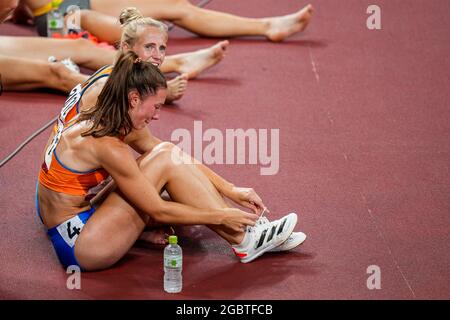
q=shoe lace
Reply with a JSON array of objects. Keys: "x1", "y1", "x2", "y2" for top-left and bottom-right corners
[
  {"x1": 256, "y1": 216, "x2": 269, "y2": 226},
  {"x1": 247, "y1": 210, "x2": 270, "y2": 233}
]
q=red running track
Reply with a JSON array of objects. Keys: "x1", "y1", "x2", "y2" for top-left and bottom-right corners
[{"x1": 0, "y1": 0, "x2": 449, "y2": 299}]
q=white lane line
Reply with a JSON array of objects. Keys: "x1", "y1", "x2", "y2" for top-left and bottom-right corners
[
  {"x1": 308, "y1": 45, "x2": 320, "y2": 83},
  {"x1": 360, "y1": 192, "x2": 417, "y2": 298}
]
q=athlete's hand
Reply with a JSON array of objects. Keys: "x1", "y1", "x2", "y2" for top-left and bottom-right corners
[
  {"x1": 220, "y1": 208, "x2": 259, "y2": 232},
  {"x1": 225, "y1": 186, "x2": 268, "y2": 215}
]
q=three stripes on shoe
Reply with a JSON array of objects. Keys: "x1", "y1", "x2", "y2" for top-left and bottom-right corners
[
  {"x1": 232, "y1": 217, "x2": 287, "y2": 258},
  {"x1": 256, "y1": 218, "x2": 287, "y2": 249}
]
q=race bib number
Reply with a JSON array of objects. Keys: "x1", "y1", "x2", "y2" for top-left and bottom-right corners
[{"x1": 56, "y1": 215, "x2": 85, "y2": 248}]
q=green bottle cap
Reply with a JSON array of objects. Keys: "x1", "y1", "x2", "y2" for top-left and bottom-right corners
[{"x1": 169, "y1": 235, "x2": 178, "y2": 245}]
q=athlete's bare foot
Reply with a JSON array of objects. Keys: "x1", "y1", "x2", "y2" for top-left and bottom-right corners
[
  {"x1": 265, "y1": 4, "x2": 314, "y2": 42},
  {"x1": 139, "y1": 229, "x2": 169, "y2": 245},
  {"x1": 139, "y1": 226, "x2": 175, "y2": 244},
  {"x1": 176, "y1": 40, "x2": 229, "y2": 79},
  {"x1": 166, "y1": 73, "x2": 188, "y2": 104}
]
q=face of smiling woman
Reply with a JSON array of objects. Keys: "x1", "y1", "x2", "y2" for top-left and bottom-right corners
[{"x1": 122, "y1": 26, "x2": 168, "y2": 68}]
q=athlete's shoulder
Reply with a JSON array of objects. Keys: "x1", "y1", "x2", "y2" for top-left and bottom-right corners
[
  {"x1": 95, "y1": 65, "x2": 114, "y2": 77},
  {"x1": 81, "y1": 65, "x2": 113, "y2": 90}
]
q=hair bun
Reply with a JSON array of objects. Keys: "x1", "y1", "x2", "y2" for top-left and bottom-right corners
[{"x1": 119, "y1": 7, "x2": 143, "y2": 25}]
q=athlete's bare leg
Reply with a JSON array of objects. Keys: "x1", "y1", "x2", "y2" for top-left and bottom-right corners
[
  {"x1": 89, "y1": 0, "x2": 314, "y2": 41},
  {"x1": 0, "y1": 36, "x2": 218, "y2": 103},
  {"x1": 0, "y1": 54, "x2": 88, "y2": 93},
  {"x1": 77, "y1": 10, "x2": 228, "y2": 78},
  {"x1": 165, "y1": 40, "x2": 229, "y2": 79},
  {"x1": 0, "y1": 36, "x2": 114, "y2": 70}
]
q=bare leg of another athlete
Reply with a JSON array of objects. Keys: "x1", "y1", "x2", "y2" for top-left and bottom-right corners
[
  {"x1": 0, "y1": 36, "x2": 114, "y2": 70},
  {"x1": 78, "y1": 10, "x2": 229, "y2": 77},
  {"x1": 89, "y1": 0, "x2": 314, "y2": 42},
  {"x1": 0, "y1": 36, "x2": 202, "y2": 102},
  {"x1": 0, "y1": 55, "x2": 88, "y2": 93}
]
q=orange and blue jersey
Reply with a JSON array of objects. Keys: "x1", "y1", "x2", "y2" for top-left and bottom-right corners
[
  {"x1": 39, "y1": 117, "x2": 110, "y2": 197},
  {"x1": 36, "y1": 116, "x2": 109, "y2": 270},
  {"x1": 40, "y1": 65, "x2": 113, "y2": 197},
  {"x1": 36, "y1": 66, "x2": 115, "y2": 270}
]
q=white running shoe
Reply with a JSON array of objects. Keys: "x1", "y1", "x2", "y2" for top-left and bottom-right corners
[
  {"x1": 254, "y1": 216, "x2": 307, "y2": 252},
  {"x1": 270, "y1": 232, "x2": 307, "y2": 252},
  {"x1": 232, "y1": 212, "x2": 298, "y2": 263}
]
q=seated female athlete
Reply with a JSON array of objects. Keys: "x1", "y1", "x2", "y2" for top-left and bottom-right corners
[{"x1": 36, "y1": 50, "x2": 301, "y2": 271}]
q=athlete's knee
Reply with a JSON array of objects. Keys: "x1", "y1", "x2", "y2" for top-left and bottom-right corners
[
  {"x1": 155, "y1": 142, "x2": 191, "y2": 165},
  {"x1": 138, "y1": 142, "x2": 175, "y2": 167},
  {"x1": 140, "y1": 142, "x2": 174, "y2": 159},
  {"x1": 138, "y1": 142, "x2": 188, "y2": 170},
  {"x1": 154, "y1": 141, "x2": 177, "y2": 153}
]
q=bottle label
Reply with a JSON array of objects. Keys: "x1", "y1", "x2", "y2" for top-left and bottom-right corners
[
  {"x1": 48, "y1": 18, "x2": 64, "y2": 30},
  {"x1": 47, "y1": 9, "x2": 64, "y2": 31},
  {"x1": 165, "y1": 256, "x2": 182, "y2": 268}
]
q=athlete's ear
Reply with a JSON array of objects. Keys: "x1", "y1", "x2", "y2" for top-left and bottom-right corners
[{"x1": 128, "y1": 90, "x2": 140, "y2": 109}]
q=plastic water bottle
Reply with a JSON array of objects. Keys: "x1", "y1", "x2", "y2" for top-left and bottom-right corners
[
  {"x1": 47, "y1": 1, "x2": 64, "y2": 37},
  {"x1": 164, "y1": 235, "x2": 182, "y2": 293}
]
